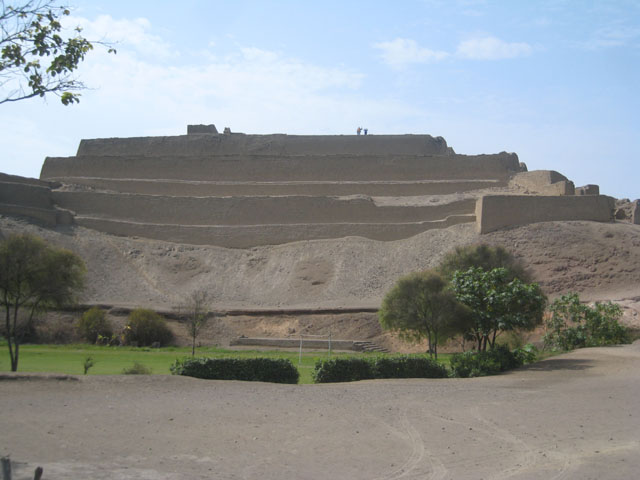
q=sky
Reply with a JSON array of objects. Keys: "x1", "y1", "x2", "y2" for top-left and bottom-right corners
[{"x1": 1, "y1": 0, "x2": 639, "y2": 199}]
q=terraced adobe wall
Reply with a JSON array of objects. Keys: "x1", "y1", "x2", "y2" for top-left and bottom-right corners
[
  {"x1": 7, "y1": 130, "x2": 616, "y2": 247},
  {"x1": 476, "y1": 195, "x2": 615, "y2": 233},
  {"x1": 52, "y1": 191, "x2": 476, "y2": 226},
  {"x1": 0, "y1": 174, "x2": 67, "y2": 226},
  {"x1": 74, "y1": 215, "x2": 474, "y2": 248},
  {"x1": 40, "y1": 152, "x2": 521, "y2": 183},
  {"x1": 45, "y1": 177, "x2": 503, "y2": 197},
  {"x1": 75, "y1": 134, "x2": 452, "y2": 157}
]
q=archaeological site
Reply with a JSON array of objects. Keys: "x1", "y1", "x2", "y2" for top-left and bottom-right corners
[
  {"x1": 1, "y1": 125, "x2": 639, "y2": 349},
  {"x1": 3, "y1": 125, "x2": 640, "y2": 480}
]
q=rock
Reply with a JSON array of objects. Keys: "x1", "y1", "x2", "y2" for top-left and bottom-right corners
[{"x1": 615, "y1": 209, "x2": 627, "y2": 220}]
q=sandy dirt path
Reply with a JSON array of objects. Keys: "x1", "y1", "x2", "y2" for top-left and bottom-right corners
[{"x1": 2, "y1": 343, "x2": 640, "y2": 479}]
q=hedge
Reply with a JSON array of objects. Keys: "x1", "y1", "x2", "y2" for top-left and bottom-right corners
[
  {"x1": 449, "y1": 345, "x2": 523, "y2": 378},
  {"x1": 372, "y1": 356, "x2": 448, "y2": 379},
  {"x1": 171, "y1": 357, "x2": 299, "y2": 384},
  {"x1": 313, "y1": 357, "x2": 374, "y2": 383},
  {"x1": 313, "y1": 355, "x2": 448, "y2": 383}
]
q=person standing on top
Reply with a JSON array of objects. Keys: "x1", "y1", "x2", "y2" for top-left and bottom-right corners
[{"x1": 357, "y1": 127, "x2": 362, "y2": 135}]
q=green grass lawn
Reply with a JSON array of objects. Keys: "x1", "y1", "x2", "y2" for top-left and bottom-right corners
[{"x1": 0, "y1": 344, "x2": 452, "y2": 384}]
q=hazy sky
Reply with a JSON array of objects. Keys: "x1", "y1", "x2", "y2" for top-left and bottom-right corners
[{"x1": 1, "y1": 0, "x2": 638, "y2": 199}]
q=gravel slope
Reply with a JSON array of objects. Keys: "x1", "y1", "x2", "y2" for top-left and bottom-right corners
[
  {"x1": 1, "y1": 216, "x2": 638, "y2": 310},
  {"x1": 1, "y1": 215, "x2": 639, "y2": 350}
]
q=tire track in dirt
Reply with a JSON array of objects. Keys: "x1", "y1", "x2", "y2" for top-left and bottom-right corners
[{"x1": 372, "y1": 409, "x2": 448, "y2": 480}]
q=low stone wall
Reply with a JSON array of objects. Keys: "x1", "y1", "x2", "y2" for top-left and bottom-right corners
[
  {"x1": 476, "y1": 195, "x2": 615, "y2": 233},
  {"x1": 44, "y1": 177, "x2": 503, "y2": 197},
  {"x1": 41, "y1": 152, "x2": 521, "y2": 182},
  {"x1": 75, "y1": 214, "x2": 474, "y2": 247},
  {"x1": 76, "y1": 134, "x2": 452, "y2": 157},
  {"x1": 230, "y1": 337, "x2": 356, "y2": 350},
  {"x1": 52, "y1": 192, "x2": 476, "y2": 226}
]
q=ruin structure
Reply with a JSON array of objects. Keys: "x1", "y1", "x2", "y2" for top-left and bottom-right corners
[{"x1": 0, "y1": 125, "x2": 619, "y2": 247}]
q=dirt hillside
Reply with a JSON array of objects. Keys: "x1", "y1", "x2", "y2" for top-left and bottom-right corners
[{"x1": 1, "y1": 215, "x2": 639, "y2": 349}]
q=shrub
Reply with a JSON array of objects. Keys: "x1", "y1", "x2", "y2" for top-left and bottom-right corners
[
  {"x1": 313, "y1": 355, "x2": 448, "y2": 383},
  {"x1": 123, "y1": 309, "x2": 173, "y2": 347},
  {"x1": 122, "y1": 362, "x2": 152, "y2": 375},
  {"x1": 171, "y1": 357, "x2": 299, "y2": 384},
  {"x1": 544, "y1": 293, "x2": 630, "y2": 351},
  {"x1": 83, "y1": 356, "x2": 95, "y2": 374},
  {"x1": 313, "y1": 358, "x2": 374, "y2": 383},
  {"x1": 449, "y1": 345, "x2": 523, "y2": 378},
  {"x1": 371, "y1": 356, "x2": 448, "y2": 379},
  {"x1": 449, "y1": 351, "x2": 499, "y2": 378},
  {"x1": 512, "y1": 343, "x2": 539, "y2": 365},
  {"x1": 77, "y1": 307, "x2": 112, "y2": 343}
]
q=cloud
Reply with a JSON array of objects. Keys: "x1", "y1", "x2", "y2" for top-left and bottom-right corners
[
  {"x1": 374, "y1": 36, "x2": 532, "y2": 68},
  {"x1": 581, "y1": 24, "x2": 640, "y2": 50},
  {"x1": 34, "y1": 15, "x2": 421, "y2": 136},
  {"x1": 373, "y1": 38, "x2": 449, "y2": 68},
  {"x1": 65, "y1": 14, "x2": 177, "y2": 59},
  {"x1": 456, "y1": 36, "x2": 532, "y2": 60}
]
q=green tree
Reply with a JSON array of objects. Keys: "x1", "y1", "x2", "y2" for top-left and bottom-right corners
[
  {"x1": 543, "y1": 293, "x2": 629, "y2": 350},
  {"x1": 438, "y1": 244, "x2": 531, "y2": 282},
  {"x1": 176, "y1": 289, "x2": 212, "y2": 356},
  {"x1": 379, "y1": 270, "x2": 471, "y2": 359},
  {"x1": 451, "y1": 267, "x2": 546, "y2": 351},
  {"x1": 0, "y1": 233, "x2": 85, "y2": 371},
  {"x1": 1, "y1": 0, "x2": 115, "y2": 105}
]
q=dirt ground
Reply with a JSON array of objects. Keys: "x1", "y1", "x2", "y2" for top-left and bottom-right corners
[{"x1": 2, "y1": 342, "x2": 639, "y2": 479}]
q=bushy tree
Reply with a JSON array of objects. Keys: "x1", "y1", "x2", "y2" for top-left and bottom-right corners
[
  {"x1": 438, "y1": 244, "x2": 531, "y2": 282},
  {"x1": 451, "y1": 267, "x2": 546, "y2": 351},
  {"x1": 379, "y1": 270, "x2": 471, "y2": 359},
  {"x1": 1, "y1": 0, "x2": 115, "y2": 105},
  {"x1": 543, "y1": 293, "x2": 629, "y2": 350},
  {"x1": 123, "y1": 308, "x2": 173, "y2": 347},
  {"x1": 0, "y1": 233, "x2": 85, "y2": 370},
  {"x1": 77, "y1": 305, "x2": 111, "y2": 343}
]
